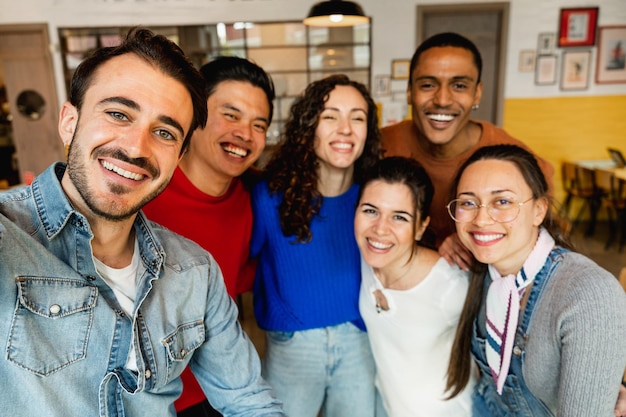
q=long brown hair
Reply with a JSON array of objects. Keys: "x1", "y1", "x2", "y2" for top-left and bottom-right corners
[
  {"x1": 264, "y1": 74, "x2": 382, "y2": 242},
  {"x1": 445, "y1": 144, "x2": 572, "y2": 398}
]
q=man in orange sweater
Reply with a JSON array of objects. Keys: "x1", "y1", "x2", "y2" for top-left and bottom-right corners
[
  {"x1": 381, "y1": 32, "x2": 554, "y2": 270},
  {"x1": 143, "y1": 56, "x2": 274, "y2": 417},
  {"x1": 382, "y1": 33, "x2": 626, "y2": 414}
]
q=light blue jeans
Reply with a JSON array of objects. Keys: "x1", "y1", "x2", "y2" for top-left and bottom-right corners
[{"x1": 263, "y1": 322, "x2": 376, "y2": 417}]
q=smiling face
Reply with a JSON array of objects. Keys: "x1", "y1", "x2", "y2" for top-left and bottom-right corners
[
  {"x1": 314, "y1": 85, "x2": 368, "y2": 176},
  {"x1": 181, "y1": 80, "x2": 270, "y2": 195},
  {"x1": 455, "y1": 159, "x2": 548, "y2": 276},
  {"x1": 355, "y1": 180, "x2": 429, "y2": 274},
  {"x1": 58, "y1": 53, "x2": 194, "y2": 222},
  {"x1": 407, "y1": 46, "x2": 482, "y2": 150}
]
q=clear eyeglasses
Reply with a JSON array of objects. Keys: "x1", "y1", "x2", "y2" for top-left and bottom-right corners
[{"x1": 446, "y1": 196, "x2": 534, "y2": 223}]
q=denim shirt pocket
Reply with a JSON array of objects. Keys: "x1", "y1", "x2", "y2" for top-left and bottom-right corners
[
  {"x1": 8, "y1": 277, "x2": 97, "y2": 376},
  {"x1": 162, "y1": 320, "x2": 205, "y2": 379}
]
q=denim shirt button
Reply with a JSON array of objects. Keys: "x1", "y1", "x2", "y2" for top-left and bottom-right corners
[
  {"x1": 49, "y1": 304, "x2": 61, "y2": 315},
  {"x1": 86, "y1": 275, "x2": 97, "y2": 281},
  {"x1": 513, "y1": 346, "x2": 522, "y2": 356},
  {"x1": 144, "y1": 369, "x2": 152, "y2": 379},
  {"x1": 180, "y1": 348, "x2": 186, "y2": 356}
]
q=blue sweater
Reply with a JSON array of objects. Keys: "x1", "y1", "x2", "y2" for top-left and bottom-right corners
[{"x1": 250, "y1": 180, "x2": 365, "y2": 332}]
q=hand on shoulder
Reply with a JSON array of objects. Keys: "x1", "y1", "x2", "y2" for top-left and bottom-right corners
[{"x1": 439, "y1": 233, "x2": 473, "y2": 272}]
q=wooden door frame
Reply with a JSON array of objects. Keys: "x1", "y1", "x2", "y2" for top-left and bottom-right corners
[
  {"x1": 416, "y1": 2, "x2": 509, "y2": 126},
  {"x1": 0, "y1": 23, "x2": 58, "y2": 102},
  {"x1": 0, "y1": 23, "x2": 62, "y2": 181}
]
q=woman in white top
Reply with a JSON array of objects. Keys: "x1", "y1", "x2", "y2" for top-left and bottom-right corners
[{"x1": 354, "y1": 156, "x2": 474, "y2": 417}]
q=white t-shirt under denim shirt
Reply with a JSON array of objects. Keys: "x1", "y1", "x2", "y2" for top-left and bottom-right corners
[{"x1": 94, "y1": 239, "x2": 144, "y2": 372}]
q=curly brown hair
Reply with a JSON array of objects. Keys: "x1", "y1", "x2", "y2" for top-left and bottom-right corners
[{"x1": 264, "y1": 74, "x2": 382, "y2": 243}]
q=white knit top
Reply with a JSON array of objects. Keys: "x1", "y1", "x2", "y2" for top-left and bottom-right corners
[{"x1": 359, "y1": 257, "x2": 474, "y2": 417}]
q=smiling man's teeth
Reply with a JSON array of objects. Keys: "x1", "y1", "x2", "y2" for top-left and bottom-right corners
[
  {"x1": 473, "y1": 233, "x2": 504, "y2": 242},
  {"x1": 368, "y1": 238, "x2": 392, "y2": 250},
  {"x1": 101, "y1": 160, "x2": 144, "y2": 181},
  {"x1": 223, "y1": 144, "x2": 247, "y2": 158},
  {"x1": 428, "y1": 114, "x2": 454, "y2": 122}
]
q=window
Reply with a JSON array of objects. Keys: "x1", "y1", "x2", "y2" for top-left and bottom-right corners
[{"x1": 59, "y1": 21, "x2": 371, "y2": 148}]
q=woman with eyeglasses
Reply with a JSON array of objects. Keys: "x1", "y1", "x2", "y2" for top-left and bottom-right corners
[
  {"x1": 355, "y1": 157, "x2": 474, "y2": 417},
  {"x1": 445, "y1": 144, "x2": 626, "y2": 416}
]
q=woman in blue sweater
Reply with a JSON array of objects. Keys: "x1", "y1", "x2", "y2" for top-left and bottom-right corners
[{"x1": 250, "y1": 74, "x2": 382, "y2": 417}]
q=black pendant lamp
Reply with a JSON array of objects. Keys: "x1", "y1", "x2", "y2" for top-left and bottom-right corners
[{"x1": 303, "y1": 0, "x2": 369, "y2": 27}]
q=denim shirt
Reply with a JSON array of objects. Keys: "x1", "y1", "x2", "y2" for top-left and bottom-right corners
[{"x1": 0, "y1": 163, "x2": 284, "y2": 417}]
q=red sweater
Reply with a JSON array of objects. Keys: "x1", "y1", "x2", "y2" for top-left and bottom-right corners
[
  {"x1": 143, "y1": 166, "x2": 256, "y2": 411},
  {"x1": 381, "y1": 120, "x2": 554, "y2": 246}
]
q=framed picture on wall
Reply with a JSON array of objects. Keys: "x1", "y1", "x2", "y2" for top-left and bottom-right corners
[
  {"x1": 535, "y1": 55, "x2": 558, "y2": 85},
  {"x1": 537, "y1": 33, "x2": 555, "y2": 55},
  {"x1": 519, "y1": 50, "x2": 536, "y2": 72},
  {"x1": 595, "y1": 26, "x2": 626, "y2": 84},
  {"x1": 561, "y1": 50, "x2": 591, "y2": 90},
  {"x1": 391, "y1": 59, "x2": 410, "y2": 80},
  {"x1": 374, "y1": 75, "x2": 391, "y2": 96},
  {"x1": 558, "y1": 7, "x2": 599, "y2": 47}
]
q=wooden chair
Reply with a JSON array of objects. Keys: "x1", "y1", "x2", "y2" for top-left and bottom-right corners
[
  {"x1": 560, "y1": 162, "x2": 603, "y2": 236},
  {"x1": 595, "y1": 168, "x2": 626, "y2": 252}
]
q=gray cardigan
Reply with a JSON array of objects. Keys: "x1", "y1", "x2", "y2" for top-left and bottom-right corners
[{"x1": 478, "y1": 251, "x2": 626, "y2": 415}]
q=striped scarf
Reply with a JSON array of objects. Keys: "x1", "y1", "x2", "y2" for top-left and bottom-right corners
[{"x1": 485, "y1": 227, "x2": 555, "y2": 394}]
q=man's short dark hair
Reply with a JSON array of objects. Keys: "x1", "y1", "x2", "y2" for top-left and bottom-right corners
[
  {"x1": 69, "y1": 28, "x2": 208, "y2": 154},
  {"x1": 200, "y1": 56, "x2": 275, "y2": 124},
  {"x1": 409, "y1": 32, "x2": 483, "y2": 85}
]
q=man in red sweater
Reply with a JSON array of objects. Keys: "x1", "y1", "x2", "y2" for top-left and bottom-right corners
[
  {"x1": 143, "y1": 56, "x2": 275, "y2": 417},
  {"x1": 380, "y1": 32, "x2": 554, "y2": 270}
]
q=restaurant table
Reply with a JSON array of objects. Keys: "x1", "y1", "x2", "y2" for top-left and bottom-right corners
[
  {"x1": 573, "y1": 160, "x2": 626, "y2": 181},
  {"x1": 613, "y1": 168, "x2": 626, "y2": 181},
  {"x1": 574, "y1": 159, "x2": 618, "y2": 170}
]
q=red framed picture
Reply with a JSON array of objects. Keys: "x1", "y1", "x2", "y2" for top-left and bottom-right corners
[{"x1": 558, "y1": 7, "x2": 599, "y2": 47}]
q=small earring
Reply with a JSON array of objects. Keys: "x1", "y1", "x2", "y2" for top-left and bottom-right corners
[{"x1": 472, "y1": 104, "x2": 479, "y2": 111}]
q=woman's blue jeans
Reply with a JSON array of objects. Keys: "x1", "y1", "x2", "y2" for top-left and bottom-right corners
[{"x1": 263, "y1": 322, "x2": 376, "y2": 417}]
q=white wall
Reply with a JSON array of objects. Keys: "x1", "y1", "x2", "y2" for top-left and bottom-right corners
[{"x1": 1, "y1": 0, "x2": 625, "y2": 106}]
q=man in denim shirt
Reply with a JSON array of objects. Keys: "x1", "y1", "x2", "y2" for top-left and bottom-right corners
[{"x1": 0, "y1": 28, "x2": 284, "y2": 417}]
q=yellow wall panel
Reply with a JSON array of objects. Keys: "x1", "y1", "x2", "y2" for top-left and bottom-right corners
[{"x1": 502, "y1": 95, "x2": 626, "y2": 206}]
